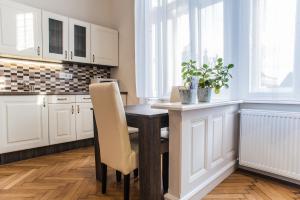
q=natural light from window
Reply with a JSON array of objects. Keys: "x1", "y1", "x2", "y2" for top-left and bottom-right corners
[
  {"x1": 250, "y1": 0, "x2": 297, "y2": 93},
  {"x1": 200, "y1": 1, "x2": 224, "y2": 65}
]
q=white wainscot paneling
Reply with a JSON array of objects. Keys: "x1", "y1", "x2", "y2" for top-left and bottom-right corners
[
  {"x1": 190, "y1": 119, "x2": 208, "y2": 181},
  {"x1": 224, "y1": 112, "x2": 238, "y2": 159},
  {"x1": 166, "y1": 105, "x2": 239, "y2": 200},
  {"x1": 211, "y1": 115, "x2": 224, "y2": 168}
]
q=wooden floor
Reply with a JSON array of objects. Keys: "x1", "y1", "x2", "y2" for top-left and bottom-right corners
[{"x1": 0, "y1": 147, "x2": 299, "y2": 200}]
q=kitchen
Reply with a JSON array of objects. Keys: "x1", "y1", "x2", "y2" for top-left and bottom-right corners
[{"x1": 0, "y1": 0, "x2": 299, "y2": 200}]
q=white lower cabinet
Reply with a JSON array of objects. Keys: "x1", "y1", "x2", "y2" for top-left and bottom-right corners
[
  {"x1": 49, "y1": 103, "x2": 76, "y2": 145},
  {"x1": 76, "y1": 103, "x2": 94, "y2": 140},
  {"x1": 0, "y1": 95, "x2": 93, "y2": 152},
  {"x1": 0, "y1": 96, "x2": 49, "y2": 154},
  {"x1": 48, "y1": 95, "x2": 93, "y2": 145}
]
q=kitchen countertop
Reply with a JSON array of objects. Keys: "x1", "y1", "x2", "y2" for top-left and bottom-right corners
[
  {"x1": 0, "y1": 91, "x2": 128, "y2": 96},
  {"x1": 152, "y1": 100, "x2": 243, "y2": 111},
  {"x1": 0, "y1": 91, "x2": 90, "y2": 96}
]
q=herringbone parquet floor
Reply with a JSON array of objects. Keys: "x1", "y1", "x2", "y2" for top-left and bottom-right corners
[{"x1": 0, "y1": 147, "x2": 299, "y2": 200}]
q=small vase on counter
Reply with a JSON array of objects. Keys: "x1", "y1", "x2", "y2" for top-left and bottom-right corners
[
  {"x1": 178, "y1": 87, "x2": 198, "y2": 104},
  {"x1": 178, "y1": 76, "x2": 198, "y2": 104},
  {"x1": 197, "y1": 87, "x2": 212, "y2": 102}
]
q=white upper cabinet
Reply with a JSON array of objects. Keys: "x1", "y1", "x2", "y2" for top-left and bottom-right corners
[
  {"x1": 42, "y1": 11, "x2": 68, "y2": 61},
  {"x1": 91, "y1": 24, "x2": 118, "y2": 66},
  {"x1": 69, "y1": 18, "x2": 91, "y2": 63},
  {"x1": 0, "y1": 0, "x2": 42, "y2": 58},
  {"x1": 0, "y1": 1, "x2": 118, "y2": 65}
]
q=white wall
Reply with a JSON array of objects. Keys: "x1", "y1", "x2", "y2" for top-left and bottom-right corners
[
  {"x1": 111, "y1": 0, "x2": 139, "y2": 104},
  {"x1": 13, "y1": 0, "x2": 113, "y2": 27}
]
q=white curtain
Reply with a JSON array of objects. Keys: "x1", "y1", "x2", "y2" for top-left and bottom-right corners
[
  {"x1": 239, "y1": 0, "x2": 300, "y2": 100},
  {"x1": 135, "y1": 0, "x2": 236, "y2": 98}
]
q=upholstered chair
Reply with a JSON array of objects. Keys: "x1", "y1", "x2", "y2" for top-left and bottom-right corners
[{"x1": 90, "y1": 82, "x2": 138, "y2": 200}]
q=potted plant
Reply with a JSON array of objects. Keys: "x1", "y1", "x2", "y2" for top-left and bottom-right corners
[
  {"x1": 197, "y1": 62, "x2": 214, "y2": 102},
  {"x1": 179, "y1": 60, "x2": 199, "y2": 104},
  {"x1": 197, "y1": 58, "x2": 234, "y2": 102}
]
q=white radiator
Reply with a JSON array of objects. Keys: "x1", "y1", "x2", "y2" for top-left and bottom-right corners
[{"x1": 239, "y1": 109, "x2": 300, "y2": 181}]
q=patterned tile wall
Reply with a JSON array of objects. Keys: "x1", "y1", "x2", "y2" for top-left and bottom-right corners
[{"x1": 0, "y1": 60, "x2": 110, "y2": 92}]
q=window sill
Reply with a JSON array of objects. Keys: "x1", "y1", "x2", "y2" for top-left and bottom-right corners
[{"x1": 243, "y1": 100, "x2": 300, "y2": 105}]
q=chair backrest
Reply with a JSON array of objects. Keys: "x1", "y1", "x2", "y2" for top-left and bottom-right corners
[
  {"x1": 89, "y1": 82, "x2": 136, "y2": 175},
  {"x1": 170, "y1": 86, "x2": 181, "y2": 102}
]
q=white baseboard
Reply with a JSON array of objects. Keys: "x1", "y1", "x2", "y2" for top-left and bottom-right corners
[
  {"x1": 165, "y1": 161, "x2": 237, "y2": 200},
  {"x1": 239, "y1": 165, "x2": 300, "y2": 186}
]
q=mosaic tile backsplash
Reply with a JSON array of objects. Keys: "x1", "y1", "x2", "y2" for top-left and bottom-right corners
[{"x1": 0, "y1": 59, "x2": 110, "y2": 93}]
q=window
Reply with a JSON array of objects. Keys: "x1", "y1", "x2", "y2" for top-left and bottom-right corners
[
  {"x1": 200, "y1": 1, "x2": 224, "y2": 65},
  {"x1": 135, "y1": 0, "x2": 228, "y2": 98},
  {"x1": 249, "y1": 0, "x2": 297, "y2": 93}
]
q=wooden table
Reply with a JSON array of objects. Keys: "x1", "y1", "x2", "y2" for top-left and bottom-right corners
[{"x1": 93, "y1": 104, "x2": 169, "y2": 200}]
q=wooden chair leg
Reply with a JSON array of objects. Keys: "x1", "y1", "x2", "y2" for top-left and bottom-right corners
[
  {"x1": 101, "y1": 163, "x2": 107, "y2": 194},
  {"x1": 116, "y1": 170, "x2": 122, "y2": 183},
  {"x1": 162, "y1": 152, "x2": 169, "y2": 194},
  {"x1": 133, "y1": 169, "x2": 138, "y2": 179},
  {"x1": 124, "y1": 174, "x2": 130, "y2": 200}
]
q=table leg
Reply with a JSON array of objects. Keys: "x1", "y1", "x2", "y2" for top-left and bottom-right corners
[
  {"x1": 93, "y1": 112, "x2": 102, "y2": 181},
  {"x1": 138, "y1": 117, "x2": 162, "y2": 200}
]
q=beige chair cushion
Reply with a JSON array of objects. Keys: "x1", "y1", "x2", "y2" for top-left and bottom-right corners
[
  {"x1": 128, "y1": 126, "x2": 139, "y2": 134},
  {"x1": 129, "y1": 133, "x2": 139, "y2": 167},
  {"x1": 89, "y1": 82, "x2": 138, "y2": 175}
]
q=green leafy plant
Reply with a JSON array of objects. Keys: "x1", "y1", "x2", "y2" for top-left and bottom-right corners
[
  {"x1": 198, "y1": 63, "x2": 214, "y2": 89},
  {"x1": 181, "y1": 58, "x2": 234, "y2": 94},
  {"x1": 181, "y1": 60, "x2": 198, "y2": 89},
  {"x1": 211, "y1": 58, "x2": 234, "y2": 94}
]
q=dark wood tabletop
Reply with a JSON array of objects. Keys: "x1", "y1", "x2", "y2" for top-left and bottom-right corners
[{"x1": 93, "y1": 104, "x2": 169, "y2": 200}]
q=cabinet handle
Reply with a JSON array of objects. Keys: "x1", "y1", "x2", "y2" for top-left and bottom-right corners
[
  {"x1": 70, "y1": 51, "x2": 73, "y2": 60},
  {"x1": 37, "y1": 46, "x2": 41, "y2": 56},
  {"x1": 93, "y1": 54, "x2": 95, "y2": 63},
  {"x1": 83, "y1": 97, "x2": 91, "y2": 100},
  {"x1": 65, "y1": 50, "x2": 68, "y2": 59},
  {"x1": 43, "y1": 97, "x2": 46, "y2": 107},
  {"x1": 57, "y1": 98, "x2": 67, "y2": 101},
  {"x1": 77, "y1": 105, "x2": 80, "y2": 114},
  {"x1": 72, "y1": 105, "x2": 74, "y2": 114}
]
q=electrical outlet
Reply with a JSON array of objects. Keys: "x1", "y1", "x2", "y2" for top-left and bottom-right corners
[{"x1": 59, "y1": 72, "x2": 73, "y2": 80}]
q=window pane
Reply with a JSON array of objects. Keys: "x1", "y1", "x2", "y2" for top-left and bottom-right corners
[
  {"x1": 250, "y1": 0, "x2": 297, "y2": 92},
  {"x1": 200, "y1": 1, "x2": 224, "y2": 65},
  {"x1": 49, "y1": 18, "x2": 63, "y2": 54},
  {"x1": 74, "y1": 25, "x2": 86, "y2": 58}
]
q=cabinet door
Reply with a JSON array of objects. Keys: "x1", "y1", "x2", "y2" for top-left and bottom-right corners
[
  {"x1": 0, "y1": 0, "x2": 42, "y2": 58},
  {"x1": 0, "y1": 96, "x2": 49, "y2": 154},
  {"x1": 76, "y1": 103, "x2": 94, "y2": 140},
  {"x1": 42, "y1": 11, "x2": 68, "y2": 61},
  {"x1": 49, "y1": 103, "x2": 76, "y2": 145},
  {"x1": 91, "y1": 24, "x2": 118, "y2": 66},
  {"x1": 69, "y1": 18, "x2": 90, "y2": 63}
]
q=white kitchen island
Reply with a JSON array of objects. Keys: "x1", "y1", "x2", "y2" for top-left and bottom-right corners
[{"x1": 152, "y1": 101, "x2": 242, "y2": 200}]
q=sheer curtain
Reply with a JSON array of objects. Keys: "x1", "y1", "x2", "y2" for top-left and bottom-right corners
[
  {"x1": 135, "y1": 0, "x2": 236, "y2": 99},
  {"x1": 239, "y1": 0, "x2": 300, "y2": 100}
]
